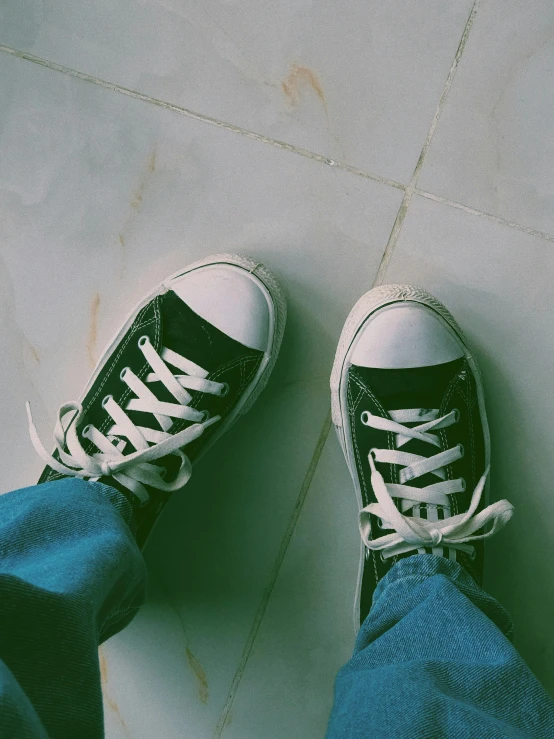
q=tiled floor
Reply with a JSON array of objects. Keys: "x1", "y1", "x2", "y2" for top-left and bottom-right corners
[{"x1": 1, "y1": 0, "x2": 553, "y2": 736}]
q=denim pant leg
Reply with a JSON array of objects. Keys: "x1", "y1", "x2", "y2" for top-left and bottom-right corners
[
  {"x1": 0, "y1": 477, "x2": 147, "y2": 739},
  {"x1": 326, "y1": 555, "x2": 554, "y2": 739}
]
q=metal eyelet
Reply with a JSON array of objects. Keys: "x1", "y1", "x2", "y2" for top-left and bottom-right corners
[
  {"x1": 199, "y1": 410, "x2": 210, "y2": 423},
  {"x1": 82, "y1": 424, "x2": 92, "y2": 438},
  {"x1": 376, "y1": 518, "x2": 384, "y2": 529},
  {"x1": 218, "y1": 382, "x2": 230, "y2": 397},
  {"x1": 120, "y1": 367, "x2": 130, "y2": 381},
  {"x1": 469, "y1": 547, "x2": 477, "y2": 560},
  {"x1": 379, "y1": 551, "x2": 387, "y2": 562},
  {"x1": 138, "y1": 335, "x2": 149, "y2": 348},
  {"x1": 102, "y1": 395, "x2": 113, "y2": 408},
  {"x1": 452, "y1": 408, "x2": 461, "y2": 423},
  {"x1": 460, "y1": 477, "x2": 466, "y2": 492},
  {"x1": 361, "y1": 411, "x2": 370, "y2": 425},
  {"x1": 457, "y1": 443, "x2": 465, "y2": 458}
]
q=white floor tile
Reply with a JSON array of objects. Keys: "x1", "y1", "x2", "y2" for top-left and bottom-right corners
[
  {"x1": 0, "y1": 53, "x2": 402, "y2": 737},
  {"x1": 2, "y1": 0, "x2": 473, "y2": 183},
  {"x1": 419, "y1": 0, "x2": 554, "y2": 234},
  {"x1": 218, "y1": 431, "x2": 359, "y2": 739},
  {"x1": 385, "y1": 195, "x2": 554, "y2": 695}
]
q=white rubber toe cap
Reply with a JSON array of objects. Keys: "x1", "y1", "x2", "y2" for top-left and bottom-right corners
[
  {"x1": 169, "y1": 264, "x2": 270, "y2": 351},
  {"x1": 351, "y1": 302, "x2": 464, "y2": 369}
]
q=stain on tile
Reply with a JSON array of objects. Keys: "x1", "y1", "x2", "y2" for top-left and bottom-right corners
[
  {"x1": 131, "y1": 146, "x2": 157, "y2": 212},
  {"x1": 106, "y1": 692, "x2": 131, "y2": 736},
  {"x1": 118, "y1": 233, "x2": 126, "y2": 279},
  {"x1": 282, "y1": 64, "x2": 326, "y2": 108},
  {"x1": 99, "y1": 647, "x2": 131, "y2": 737},
  {"x1": 131, "y1": 184, "x2": 144, "y2": 211},
  {"x1": 151, "y1": 576, "x2": 211, "y2": 706},
  {"x1": 26, "y1": 340, "x2": 40, "y2": 363},
  {"x1": 148, "y1": 148, "x2": 157, "y2": 173},
  {"x1": 186, "y1": 646, "x2": 209, "y2": 704},
  {"x1": 87, "y1": 292, "x2": 100, "y2": 368},
  {"x1": 281, "y1": 64, "x2": 345, "y2": 157},
  {"x1": 99, "y1": 646, "x2": 109, "y2": 685}
]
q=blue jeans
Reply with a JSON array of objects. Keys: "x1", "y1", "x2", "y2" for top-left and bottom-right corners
[
  {"x1": 326, "y1": 556, "x2": 554, "y2": 738},
  {"x1": 0, "y1": 479, "x2": 552, "y2": 738}
]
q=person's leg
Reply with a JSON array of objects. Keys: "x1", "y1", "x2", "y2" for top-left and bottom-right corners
[
  {"x1": 328, "y1": 284, "x2": 553, "y2": 738},
  {"x1": 6, "y1": 255, "x2": 286, "y2": 737},
  {"x1": 326, "y1": 554, "x2": 554, "y2": 739},
  {"x1": 0, "y1": 477, "x2": 146, "y2": 738}
]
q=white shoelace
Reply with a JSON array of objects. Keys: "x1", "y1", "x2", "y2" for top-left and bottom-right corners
[
  {"x1": 26, "y1": 336, "x2": 227, "y2": 504},
  {"x1": 359, "y1": 408, "x2": 514, "y2": 560}
]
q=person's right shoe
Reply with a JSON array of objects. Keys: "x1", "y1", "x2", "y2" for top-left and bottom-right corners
[
  {"x1": 330, "y1": 284, "x2": 514, "y2": 628},
  {"x1": 27, "y1": 253, "x2": 286, "y2": 551}
]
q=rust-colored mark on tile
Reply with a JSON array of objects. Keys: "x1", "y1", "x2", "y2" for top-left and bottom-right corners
[
  {"x1": 186, "y1": 646, "x2": 209, "y2": 704},
  {"x1": 99, "y1": 647, "x2": 131, "y2": 737},
  {"x1": 282, "y1": 64, "x2": 326, "y2": 107},
  {"x1": 22, "y1": 333, "x2": 40, "y2": 363},
  {"x1": 281, "y1": 63, "x2": 345, "y2": 157},
  {"x1": 99, "y1": 646, "x2": 109, "y2": 684},
  {"x1": 105, "y1": 694, "x2": 130, "y2": 736},
  {"x1": 27, "y1": 341, "x2": 40, "y2": 363},
  {"x1": 131, "y1": 183, "x2": 144, "y2": 211},
  {"x1": 87, "y1": 292, "x2": 100, "y2": 368},
  {"x1": 131, "y1": 145, "x2": 157, "y2": 212},
  {"x1": 118, "y1": 233, "x2": 126, "y2": 279}
]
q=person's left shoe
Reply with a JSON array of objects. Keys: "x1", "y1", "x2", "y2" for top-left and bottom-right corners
[
  {"x1": 330, "y1": 284, "x2": 514, "y2": 628},
  {"x1": 27, "y1": 254, "x2": 286, "y2": 550}
]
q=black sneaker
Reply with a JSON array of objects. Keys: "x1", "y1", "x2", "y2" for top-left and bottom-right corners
[
  {"x1": 28, "y1": 254, "x2": 286, "y2": 550},
  {"x1": 330, "y1": 284, "x2": 513, "y2": 627}
]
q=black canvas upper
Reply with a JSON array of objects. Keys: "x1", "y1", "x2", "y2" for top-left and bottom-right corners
[
  {"x1": 38, "y1": 289, "x2": 265, "y2": 549},
  {"x1": 346, "y1": 357, "x2": 487, "y2": 624}
]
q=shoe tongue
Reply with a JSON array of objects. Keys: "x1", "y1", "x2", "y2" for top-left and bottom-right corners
[
  {"x1": 161, "y1": 289, "x2": 253, "y2": 373},
  {"x1": 124, "y1": 289, "x2": 259, "y2": 435},
  {"x1": 353, "y1": 358, "x2": 465, "y2": 412}
]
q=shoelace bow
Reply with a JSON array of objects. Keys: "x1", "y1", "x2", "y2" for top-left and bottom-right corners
[
  {"x1": 360, "y1": 408, "x2": 514, "y2": 560},
  {"x1": 26, "y1": 336, "x2": 227, "y2": 504}
]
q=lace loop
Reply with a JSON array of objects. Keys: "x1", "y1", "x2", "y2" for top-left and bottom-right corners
[{"x1": 100, "y1": 461, "x2": 113, "y2": 476}]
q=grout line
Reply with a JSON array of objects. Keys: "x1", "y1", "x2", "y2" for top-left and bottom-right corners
[
  {"x1": 213, "y1": 410, "x2": 333, "y2": 738},
  {"x1": 373, "y1": 0, "x2": 480, "y2": 286},
  {"x1": 410, "y1": 0, "x2": 480, "y2": 185},
  {"x1": 0, "y1": 43, "x2": 405, "y2": 192},
  {"x1": 373, "y1": 189, "x2": 414, "y2": 286},
  {"x1": 415, "y1": 189, "x2": 554, "y2": 244},
  {"x1": 3, "y1": 39, "x2": 554, "y2": 249}
]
